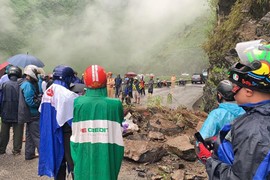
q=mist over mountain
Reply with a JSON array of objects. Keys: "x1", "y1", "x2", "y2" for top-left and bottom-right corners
[{"x1": 0, "y1": 0, "x2": 211, "y2": 75}]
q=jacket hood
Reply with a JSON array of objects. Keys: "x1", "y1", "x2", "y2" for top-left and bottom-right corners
[
  {"x1": 241, "y1": 100, "x2": 270, "y2": 115},
  {"x1": 85, "y1": 87, "x2": 107, "y2": 97},
  {"x1": 219, "y1": 102, "x2": 245, "y2": 116}
]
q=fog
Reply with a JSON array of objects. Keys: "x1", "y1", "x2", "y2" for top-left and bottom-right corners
[{"x1": 1, "y1": 0, "x2": 210, "y2": 75}]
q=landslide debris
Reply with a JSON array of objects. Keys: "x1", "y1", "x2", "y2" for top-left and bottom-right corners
[{"x1": 123, "y1": 105, "x2": 208, "y2": 180}]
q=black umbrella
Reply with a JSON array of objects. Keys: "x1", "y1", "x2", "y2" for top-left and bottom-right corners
[{"x1": 7, "y1": 53, "x2": 44, "y2": 68}]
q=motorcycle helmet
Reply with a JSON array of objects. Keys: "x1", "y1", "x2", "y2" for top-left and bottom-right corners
[
  {"x1": 229, "y1": 39, "x2": 270, "y2": 93},
  {"x1": 8, "y1": 66, "x2": 22, "y2": 78},
  {"x1": 216, "y1": 80, "x2": 235, "y2": 103},
  {"x1": 5, "y1": 64, "x2": 13, "y2": 74},
  {"x1": 53, "y1": 65, "x2": 75, "y2": 86},
  {"x1": 84, "y1": 65, "x2": 107, "y2": 89},
  {"x1": 24, "y1": 65, "x2": 39, "y2": 81}
]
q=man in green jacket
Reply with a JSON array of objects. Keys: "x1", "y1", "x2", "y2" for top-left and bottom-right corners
[{"x1": 70, "y1": 65, "x2": 124, "y2": 180}]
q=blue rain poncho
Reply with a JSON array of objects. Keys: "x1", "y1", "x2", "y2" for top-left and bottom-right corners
[{"x1": 199, "y1": 102, "x2": 245, "y2": 139}]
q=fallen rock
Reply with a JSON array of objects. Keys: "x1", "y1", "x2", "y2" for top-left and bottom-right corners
[
  {"x1": 148, "y1": 131, "x2": 165, "y2": 141},
  {"x1": 151, "y1": 175, "x2": 163, "y2": 180},
  {"x1": 158, "y1": 165, "x2": 171, "y2": 173},
  {"x1": 196, "y1": 121, "x2": 204, "y2": 132},
  {"x1": 171, "y1": 169, "x2": 185, "y2": 180},
  {"x1": 124, "y1": 139, "x2": 166, "y2": 163},
  {"x1": 148, "y1": 114, "x2": 183, "y2": 136},
  {"x1": 165, "y1": 135, "x2": 197, "y2": 161}
]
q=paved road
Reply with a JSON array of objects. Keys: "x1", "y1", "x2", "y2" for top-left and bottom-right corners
[
  {"x1": 140, "y1": 84, "x2": 204, "y2": 110},
  {"x1": 0, "y1": 84, "x2": 204, "y2": 180}
]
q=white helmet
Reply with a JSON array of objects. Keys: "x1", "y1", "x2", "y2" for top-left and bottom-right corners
[{"x1": 24, "y1": 65, "x2": 40, "y2": 81}]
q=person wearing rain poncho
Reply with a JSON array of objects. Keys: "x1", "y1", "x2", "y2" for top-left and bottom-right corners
[
  {"x1": 70, "y1": 65, "x2": 124, "y2": 180},
  {"x1": 38, "y1": 65, "x2": 79, "y2": 179},
  {"x1": 199, "y1": 80, "x2": 245, "y2": 140}
]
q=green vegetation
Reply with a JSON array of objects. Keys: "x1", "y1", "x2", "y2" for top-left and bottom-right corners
[
  {"x1": 202, "y1": 0, "x2": 252, "y2": 112},
  {"x1": 202, "y1": 0, "x2": 270, "y2": 112},
  {"x1": 0, "y1": 0, "x2": 88, "y2": 57},
  {"x1": 204, "y1": 1, "x2": 249, "y2": 60},
  {"x1": 143, "y1": 13, "x2": 212, "y2": 76},
  {"x1": 147, "y1": 96, "x2": 163, "y2": 108},
  {"x1": 166, "y1": 93, "x2": 172, "y2": 105}
]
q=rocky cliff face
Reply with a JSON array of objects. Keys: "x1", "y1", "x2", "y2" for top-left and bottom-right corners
[{"x1": 202, "y1": 0, "x2": 270, "y2": 112}]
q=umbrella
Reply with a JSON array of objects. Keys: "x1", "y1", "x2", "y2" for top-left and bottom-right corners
[
  {"x1": 7, "y1": 53, "x2": 44, "y2": 68},
  {"x1": 125, "y1": 72, "x2": 137, "y2": 78},
  {"x1": 0, "y1": 61, "x2": 9, "y2": 77},
  {"x1": 0, "y1": 61, "x2": 9, "y2": 71}
]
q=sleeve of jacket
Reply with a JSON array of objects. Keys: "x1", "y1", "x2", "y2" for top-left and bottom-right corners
[
  {"x1": 21, "y1": 83, "x2": 39, "y2": 108},
  {"x1": 206, "y1": 157, "x2": 241, "y2": 180},
  {"x1": 118, "y1": 100, "x2": 124, "y2": 125},
  {"x1": 199, "y1": 109, "x2": 220, "y2": 139},
  {"x1": 206, "y1": 126, "x2": 268, "y2": 180}
]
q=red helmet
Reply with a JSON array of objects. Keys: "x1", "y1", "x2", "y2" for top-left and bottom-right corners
[{"x1": 84, "y1": 65, "x2": 107, "y2": 88}]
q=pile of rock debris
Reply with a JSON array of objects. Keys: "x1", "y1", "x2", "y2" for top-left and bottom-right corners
[{"x1": 122, "y1": 105, "x2": 208, "y2": 180}]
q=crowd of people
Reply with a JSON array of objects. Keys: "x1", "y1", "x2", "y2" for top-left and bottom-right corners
[
  {"x1": 0, "y1": 64, "x2": 127, "y2": 179},
  {"x1": 0, "y1": 39, "x2": 270, "y2": 179}
]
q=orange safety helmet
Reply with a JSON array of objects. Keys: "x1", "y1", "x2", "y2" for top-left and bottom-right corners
[{"x1": 84, "y1": 65, "x2": 107, "y2": 89}]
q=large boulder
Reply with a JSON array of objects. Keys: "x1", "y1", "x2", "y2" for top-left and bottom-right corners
[
  {"x1": 165, "y1": 135, "x2": 197, "y2": 162},
  {"x1": 124, "y1": 139, "x2": 167, "y2": 163},
  {"x1": 148, "y1": 114, "x2": 183, "y2": 136},
  {"x1": 148, "y1": 131, "x2": 165, "y2": 141}
]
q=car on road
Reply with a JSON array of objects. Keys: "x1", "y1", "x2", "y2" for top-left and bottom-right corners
[{"x1": 191, "y1": 73, "x2": 204, "y2": 84}]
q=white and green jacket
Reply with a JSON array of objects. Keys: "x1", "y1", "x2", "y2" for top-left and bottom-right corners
[{"x1": 70, "y1": 87, "x2": 124, "y2": 180}]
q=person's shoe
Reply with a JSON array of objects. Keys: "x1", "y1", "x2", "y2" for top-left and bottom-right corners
[
  {"x1": 25, "y1": 155, "x2": 39, "y2": 160},
  {"x1": 12, "y1": 150, "x2": 21, "y2": 156}
]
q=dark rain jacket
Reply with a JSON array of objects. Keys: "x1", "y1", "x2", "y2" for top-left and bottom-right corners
[
  {"x1": 115, "y1": 76, "x2": 122, "y2": 88},
  {"x1": 20, "y1": 80, "x2": 41, "y2": 117},
  {"x1": 206, "y1": 100, "x2": 270, "y2": 180},
  {"x1": 0, "y1": 76, "x2": 20, "y2": 123}
]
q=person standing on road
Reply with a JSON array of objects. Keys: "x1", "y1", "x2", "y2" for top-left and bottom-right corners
[
  {"x1": 170, "y1": 74, "x2": 176, "y2": 88},
  {"x1": 0, "y1": 66, "x2": 24, "y2": 155},
  {"x1": 38, "y1": 65, "x2": 79, "y2": 179},
  {"x1": 133, "y1": 77, "x2": 141, "y2": 104},
  {"x1": 196, "y1": 40, "x2": 270, "y2": 179},
  {"x1": 20, "y1": 65, "x2": 42, "y2": 160},
  {"x1": 199, "y1": 80, "x2": 245, "y2": 139},
  {"x1": 70, "y1": 65, "x2": 124, "y2": 180},
  {"x1": 139, "y1": 76, "x2": 145, "y2": 96},
  {"x1": 114, "y1": 74, "x2": 122, "y2": 98},
  {"x1": 148, "y1": 76, "x2": 154, "y2": 95},
  {"x1": 107, "y1": 72, "x2": 115, "y2": 98}
]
